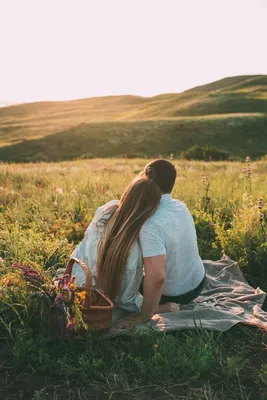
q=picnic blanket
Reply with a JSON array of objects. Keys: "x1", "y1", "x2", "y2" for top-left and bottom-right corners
[{"x1": 111, "y1": 255, "x2": 267, "y2": 333}]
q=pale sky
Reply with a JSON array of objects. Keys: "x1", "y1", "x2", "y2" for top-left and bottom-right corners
[{"x1": 1, "y1": 0, "x2": 267, "y2": 103}]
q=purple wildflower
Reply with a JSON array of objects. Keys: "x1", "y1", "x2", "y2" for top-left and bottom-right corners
[
  {"x1": 66, "y1": 321, "x2": 75, "y2": 332},
  {"x1": 11, "y1": 262, "x2": 45, "y2": 285}
]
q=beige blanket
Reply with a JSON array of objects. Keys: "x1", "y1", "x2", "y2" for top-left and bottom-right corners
[{"x1": 112, "y1": 255, "x2": 267, "y2": 333}]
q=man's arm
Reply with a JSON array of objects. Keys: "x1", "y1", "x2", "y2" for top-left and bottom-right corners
[
  {"x1": 111, "y1": 222, "x2": 170, "y2": 330},
  {"x1": 111, "y1": 252, "x2": 179, "y2": 330},
  {"x1": 140, "y1": 254, "x2": 166, "y2": 322},
  {"x1": 111, "y1": 255, "x2": 166, "y2": 330}
]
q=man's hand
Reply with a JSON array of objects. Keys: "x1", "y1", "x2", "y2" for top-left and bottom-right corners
[
  {"x1": 156, "y1": 302, "x2": 180, "y2": 313},
  {"x1": 111, "y1": 302, "x2": 180, "y2": 331}
]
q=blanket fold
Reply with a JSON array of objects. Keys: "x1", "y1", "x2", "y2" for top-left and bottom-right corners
[{"x1": 112, "y1": 255, "x2": 267, "y2": 333}]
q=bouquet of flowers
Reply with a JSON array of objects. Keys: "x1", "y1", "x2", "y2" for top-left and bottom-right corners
[
  {"x1": 5, "y1": 262, "x2": 88, "y2": 338},
  {"x1": 1, "y1": 258, "x2": 113, "y2": 338}
]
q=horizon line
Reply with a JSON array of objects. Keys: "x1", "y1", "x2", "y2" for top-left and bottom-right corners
[{"x1": 1, "y1": 73, "x2": 266, "y2": 108}]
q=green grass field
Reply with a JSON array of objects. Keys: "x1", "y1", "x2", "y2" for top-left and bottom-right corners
[
  {"x1": 1, "y1": 75, "x2": 267, "y2": 162},
  {"x1": 1, "y1": 158, "x2": 267, "y2": 399}
]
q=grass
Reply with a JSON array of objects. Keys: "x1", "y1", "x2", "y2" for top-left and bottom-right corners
[
  {"x1": 1, "y1": 75, "x2": 267, "y2": 162},
  {"x1": 1, "y1": 158, "x2": 267, "y2": 399}
]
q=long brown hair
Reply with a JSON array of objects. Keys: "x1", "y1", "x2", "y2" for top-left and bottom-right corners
[{"x1": 97, "y1": 171, "x2": 161, "y2": 301}]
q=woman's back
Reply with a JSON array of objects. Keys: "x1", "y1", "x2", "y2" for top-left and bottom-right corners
[{"x1": 71, "y1": 200, "x2": 144, "y2": 312}]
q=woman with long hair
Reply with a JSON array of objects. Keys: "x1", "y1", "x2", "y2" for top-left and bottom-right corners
[
  {"x1": 71, "y1": 166, "x2": 177, "y2": 313},
  {"x1": 96, "y1": 170, "x2": 161, "y2": 302}
]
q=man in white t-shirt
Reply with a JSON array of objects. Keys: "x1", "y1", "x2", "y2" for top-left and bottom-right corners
[{"x1": 115, "y1": 158, "x2": 205, "y2": 329}]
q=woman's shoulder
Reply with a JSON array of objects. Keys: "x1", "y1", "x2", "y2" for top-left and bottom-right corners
[{"x1": 94, "y1": 199, "x2": 119, "y2": 219}]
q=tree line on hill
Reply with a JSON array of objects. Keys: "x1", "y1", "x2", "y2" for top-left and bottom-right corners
[{"x1": 181, "y1": 145, "x2": 230, "y2": 161}]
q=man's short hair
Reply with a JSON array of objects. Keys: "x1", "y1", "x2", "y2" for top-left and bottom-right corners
[{"x1": 144, "y1": 158, "x2": 176, "y2": 193}]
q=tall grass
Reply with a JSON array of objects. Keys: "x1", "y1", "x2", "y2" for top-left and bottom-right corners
[{"x1": 1, "y1": 158, "x2": 267, "y2": 399}]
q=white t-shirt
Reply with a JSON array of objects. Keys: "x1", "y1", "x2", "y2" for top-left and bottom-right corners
[{"x1": 139, "y1": 194, "x2": 205, "y2": 296}]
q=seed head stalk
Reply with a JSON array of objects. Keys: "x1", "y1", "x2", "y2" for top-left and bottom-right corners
[
  {"x1": 201, "y1": 175, "x2": 211, "y2": 212},
  {"x1": 244, "y1": 156, "x2": 252, "y2": 194},
  {"x1": 258, "y1": 196, "x2": 266, "y2": 234}
]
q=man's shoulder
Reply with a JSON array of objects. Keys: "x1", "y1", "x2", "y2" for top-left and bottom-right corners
[
  {"x1": 159, "y1": 198, "x2": 189, "y2": 216},
  {"x1": 141, "y1": 199, "x2": 189, "y2": 230},
  {"x1": 140, "y1": 202, "x2": 171, "y2": 232},
  {"x1": 168, "y1": 198, "x2": 190, "y2": 212},
  {"x1": 140, "y1": 212, "x2": 162, "y2": 235}
]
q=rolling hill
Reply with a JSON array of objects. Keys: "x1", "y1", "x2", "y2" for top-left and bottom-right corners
[{"x1": 0, "y1": 75, "x2": 267, "y2": 162}]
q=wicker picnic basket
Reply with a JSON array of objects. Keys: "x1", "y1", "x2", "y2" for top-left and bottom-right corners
[{"x1": 65, "y1": 257, "x2": 114, "y2": 330}]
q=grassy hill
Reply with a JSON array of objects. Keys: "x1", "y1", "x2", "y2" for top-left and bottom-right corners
[{"x1": 1, "y1": 75, "x2": 267, "y2": 162}]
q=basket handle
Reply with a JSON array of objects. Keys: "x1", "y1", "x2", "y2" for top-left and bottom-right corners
[{"x1": 65, "y1": 257, "x2": 92, "y2": 308}]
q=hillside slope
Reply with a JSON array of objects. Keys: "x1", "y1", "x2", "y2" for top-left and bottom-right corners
[{"x1": 0, "y1": 75, "x2": 267, "y2": 161}]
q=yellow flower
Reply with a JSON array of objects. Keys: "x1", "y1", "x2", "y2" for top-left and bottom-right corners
[
  {"x1": 154, "y1": 344, "x2": 158, "y2": 348},
  {"x1": 69, "y1": 283, "x2": 76, "y2": 289},
  {"x1": 77, "y1": 291, "x2": 86, "y2": 301}
]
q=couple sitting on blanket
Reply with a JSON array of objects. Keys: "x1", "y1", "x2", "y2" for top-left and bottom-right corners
[{"x1": 71, "y1": 158, "x2": 206, "y2": 329}]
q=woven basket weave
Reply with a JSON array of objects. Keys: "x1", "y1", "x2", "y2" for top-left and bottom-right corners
[{"x1": 65, "y1": 257, "x2": 114, "y2": 330}]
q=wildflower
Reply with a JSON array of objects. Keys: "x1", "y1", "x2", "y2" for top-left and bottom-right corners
[
  {"x1": 66, "y1": 320, "x2": 75, "y2": 332},
  {"x1": 209, "y1": 222, "x2": 216, "y2": 231},
  {"x1": 154, "y1": 344, "x2": 159, "y2": 348},
  {"x1": 5, "y1": 279, "x2": 13, "y2": 287},
  {"x1": 201, "y1": 175, "x2": 211, "y2": 210},
  {"x1": 71, "y1": 189, "x2": 78, "y2": 196},
  {"x1": 201, "y1": 175, "x2": 210, "y2": 189},
  {"x1": 77, "y1": 291, "x2": 86, "y2": 301},
  {"x1": 53, "y1": 186, "x2": 64, "y2": 195},
  {"x1": 62, "y1": 275, "x2": 70, "y2": 290},
  {"x1": 258, "y1": 196, "x2": 263, "y2": 210},
  {"x1": 11, "y1": 262, "x2": 45, "y2": 285},
  {"x1": 69, "y1": 276, "x2": 76, "y2": 285},
  {"x1": 35, "y1": 179, "x2": 45, "y2": 188},
  {"x1": 244, "y1": 156, "x2": 251, "y2": 179},
  {"x1": 258, "y1": 197, "x2": 264, "y2": 223},
  {"x1": 55, "y1": 278, "x2": 64, "y2": 289}
]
